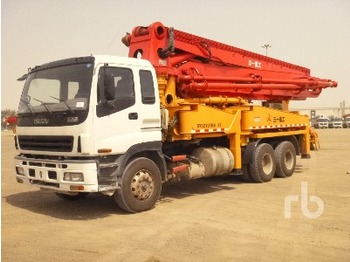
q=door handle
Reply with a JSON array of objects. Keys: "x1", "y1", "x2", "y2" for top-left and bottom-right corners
[{"x1": 128, "y1": 112, "x2": 138, "y2": 120}]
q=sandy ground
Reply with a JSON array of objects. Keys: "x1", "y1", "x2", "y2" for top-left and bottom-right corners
[{"x1": 1, "y1": 129, "x2": 350, "y2": 261}]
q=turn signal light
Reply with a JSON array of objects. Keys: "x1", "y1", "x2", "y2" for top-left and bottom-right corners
[
  {"x1": 70, "y1": 185, "x2": 84, "y2": 191},
  {"x1": 98, "y1": 148, "x2": 112, "y2": 153}
]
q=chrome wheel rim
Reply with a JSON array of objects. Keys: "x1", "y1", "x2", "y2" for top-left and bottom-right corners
[{"x1": 131, "y1": 170, "x2": 154, "y2": 201}]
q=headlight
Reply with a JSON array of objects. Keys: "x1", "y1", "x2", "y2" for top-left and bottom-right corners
[
  {"x1": 63, "y1": 172, "x2": 84, "y2": 182},
  {"x1": 16, "y1": 166, "x2": 25, "y2": 175}
]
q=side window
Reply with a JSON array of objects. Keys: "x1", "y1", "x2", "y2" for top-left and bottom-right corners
[
  {"x1": 139, "y1": 70, "x2": 155, "y2": 104},
  {"x1": 97, "y1": 67, "x2": 135, "y2": 117}
]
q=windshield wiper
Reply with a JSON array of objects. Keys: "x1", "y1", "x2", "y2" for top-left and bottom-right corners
[
  {"x1": 32, "y1": 97, "x2": 53, "y2": 114},
  {"x1": 19, "y1": 98, "x2": 35, "y2": 115},
  {"x1": 50, "y1": 96, "x2": 75, "y2": 113}
]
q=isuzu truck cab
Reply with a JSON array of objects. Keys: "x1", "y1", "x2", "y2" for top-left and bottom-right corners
[{"x1": 15, "y1": 56, "x2": 164, "y2": 207}]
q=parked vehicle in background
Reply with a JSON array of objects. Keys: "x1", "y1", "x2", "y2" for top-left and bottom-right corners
[
  {"x1": 314, "y1": 118, "x2": 329, "y2": 129},
  {"x1": 329, "y1": 117, "x2": 343, "y2": 128},
  {"x1": 343, "y1": 116, "x2": 350, "y2": 128}
]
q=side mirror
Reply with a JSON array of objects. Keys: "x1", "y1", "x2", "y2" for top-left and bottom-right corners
[
  {"x1": 104, "y1": 74, "x2": 116, "y2": 100},
  {"x1": 17, "y1": 74, "x2": 28, "y2": 81},
  {"x1": 98, "y1": 71, "x2": 115, "y2": 105}
]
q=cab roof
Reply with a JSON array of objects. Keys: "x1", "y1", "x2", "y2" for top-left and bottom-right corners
[{"x1": 29, "y1": 55, "x2": 153, "y2": 73}]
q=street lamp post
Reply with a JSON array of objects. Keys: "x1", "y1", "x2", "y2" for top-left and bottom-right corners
[{"x1": 261, "y1": 44, "x2": 272, "y2": 56}]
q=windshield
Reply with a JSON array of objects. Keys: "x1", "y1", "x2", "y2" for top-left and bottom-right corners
[
  {"x1": 317, "y1": 119, "x2": 328, "y2": 122},
  {"x1": 18, "y1": 62, "x2": 93, "y2": 114}
]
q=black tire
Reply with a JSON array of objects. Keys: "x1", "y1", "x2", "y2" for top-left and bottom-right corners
[
  {"x1": 114, "y1": 157, "x2": 162, "y2": 213},
  {"x1": 250, "y1": 143, "x2": 276, "y2": 183},
  {"x1": 241, "y1": 165, "x2": 254, "y2": 182},
  {"x1": 274, "y1": 141, "x2": 296, "y2": 178},
  {"x1": 55, "y1": 192, "x2": 89, "y2": 200}
]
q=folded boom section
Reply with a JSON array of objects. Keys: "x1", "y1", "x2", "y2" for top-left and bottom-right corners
[{"x1": 123, "y1": 22, "x2": 337, "y2": 102}]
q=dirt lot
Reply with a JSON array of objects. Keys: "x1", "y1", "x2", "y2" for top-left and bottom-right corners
[{"x1": 1, "y1": 129, "x2": 350, "y2": 261}]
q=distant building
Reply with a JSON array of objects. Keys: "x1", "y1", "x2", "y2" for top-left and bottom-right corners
[{"x1": 290, "y1": 107, "x2": 350, "y2": 119}]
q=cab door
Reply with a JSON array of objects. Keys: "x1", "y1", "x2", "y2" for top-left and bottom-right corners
[
  {"x1": 94, "y1": 65, "x2": 141, "y2": 154},
  {"x1": 93, "y1": 64, "x2": 160, "y2": 154}
]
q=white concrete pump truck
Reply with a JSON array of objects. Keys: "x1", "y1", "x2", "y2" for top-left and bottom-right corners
[{"x1": 14, "y1": 22, "x2": 337, "y2": 212}]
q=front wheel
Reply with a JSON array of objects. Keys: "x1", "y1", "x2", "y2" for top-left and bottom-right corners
[{"x1": 114, "y1": 157, "x2": 162, "y2": 213}]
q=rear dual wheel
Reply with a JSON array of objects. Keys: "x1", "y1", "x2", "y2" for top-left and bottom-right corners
[
  {"x1": 241, "y1": 165, "x2": 254, "y2": 182},
  {"x1": 274, "y1": 141, "x2": 296, "y2": 178},
  {"x1": 250, "y1": 143, "x2": 276, "y2": 183},
  {"x1": 244, "y1": 141, "x2": 296, "y2": 183}
]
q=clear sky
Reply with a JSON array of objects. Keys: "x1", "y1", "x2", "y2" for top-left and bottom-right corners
[{"x1": 1, "y1": 0, "x2": 349, "y2": 110}]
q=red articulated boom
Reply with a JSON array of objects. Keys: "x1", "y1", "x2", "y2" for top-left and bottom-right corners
[{"x1": 122, "y1": 22, "x2": 337, "y2": 103}]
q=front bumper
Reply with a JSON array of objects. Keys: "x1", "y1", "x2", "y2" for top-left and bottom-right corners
[{"x1": 14, "y1": 155, "x2": 100, "y2": 192}]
